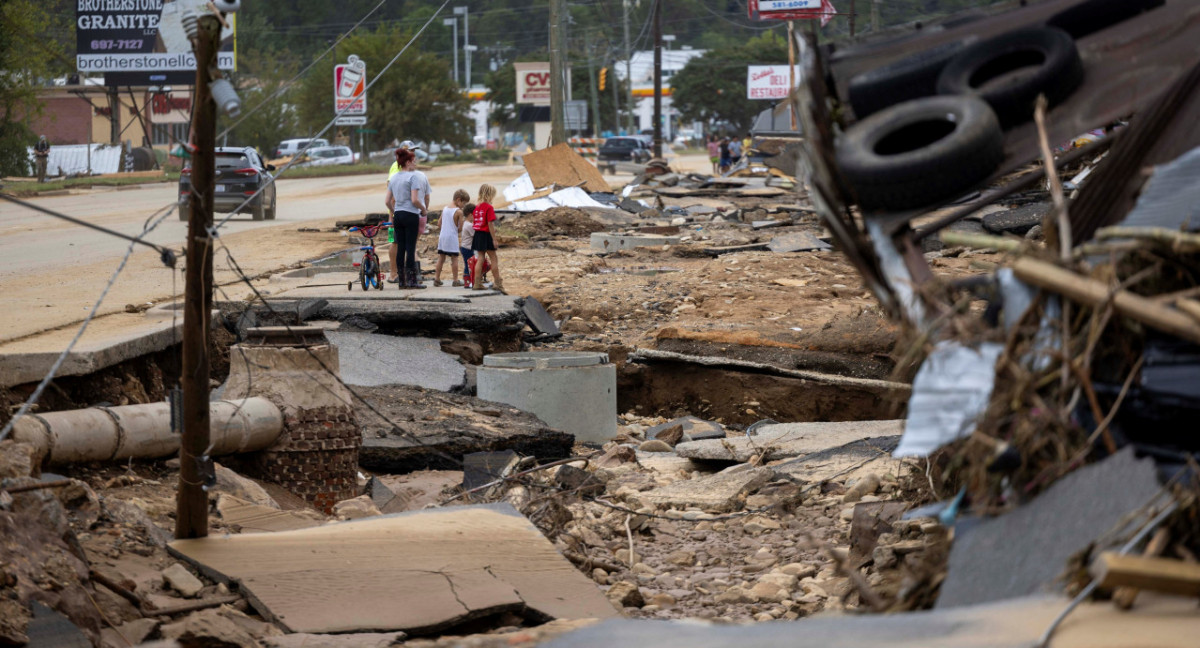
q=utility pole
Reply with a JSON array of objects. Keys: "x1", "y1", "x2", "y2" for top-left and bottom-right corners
[
  {"x1": 108, "y1": 86, "x2": 120, "y2": 145},
  {"x1": 455, "y1": 6, "x2": 471, "y2": 88},
  {"x1": 610, "y1": 54, "x2": 620, "y2": 135},
  {"x1": 651, "y1": 0, "x2": 662, "y2": 158},
  {"x1": 443, "y1": 17, "x2": 459, "y2": 84},
  {"x1": 586, "y1": 31, "x2": 600, "y2": 138},
  {"x1": 178, "y1": 13, "x2": 220, "y2": 540},
  {"x1": 622, "y1": 0, "x2": 633, "y2": 134},
  {"x1": 849, "y1": 0, "x2": 857, "y2": 37},
  {"x1": 549, "y1": 0, "x2": 566, "y2": 144}
]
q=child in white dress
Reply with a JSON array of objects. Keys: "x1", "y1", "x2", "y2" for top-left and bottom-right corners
[{"x1": 433, "y1": 189, "x2": 468, "y2": 287}]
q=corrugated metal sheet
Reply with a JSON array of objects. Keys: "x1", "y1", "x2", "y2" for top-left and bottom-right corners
[{"x1": 26, "y1": 144, "x2": 123, "y2": 177}]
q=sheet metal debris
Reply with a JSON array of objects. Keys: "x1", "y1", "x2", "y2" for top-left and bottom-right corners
[{"x1": 895, "y1": 341, "x2": 1003, "y2": 458}]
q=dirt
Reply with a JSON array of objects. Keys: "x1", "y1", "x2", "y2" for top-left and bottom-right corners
[{"x1": 506, "y1": 207, "x2": 608, "y2": 240}]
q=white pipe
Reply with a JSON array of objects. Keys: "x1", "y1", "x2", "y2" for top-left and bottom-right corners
[{"x1": 11, "y1": 398, "x2": 282, "y2": 465}]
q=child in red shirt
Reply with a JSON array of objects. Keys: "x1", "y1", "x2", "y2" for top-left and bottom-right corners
[{"x1": 470, "y1": 184, "x2": 504, "y2": 293}]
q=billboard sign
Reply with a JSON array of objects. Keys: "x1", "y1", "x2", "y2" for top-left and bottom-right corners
[
  {"x1": 334, "y1": 55, "x2": 367, "y2": 115},
  {"x1": 514, "y1": 62, "x2": 552, "y2": 106},
  {"x1": 747, "y1": 0, "x2": 835, "y2": 24},
  {"x1": 76, "y1": 1, "x2": 236, "y2": 80},
  {"x1": 747, "y1": 65, "x2": 802, "y2": 100}
]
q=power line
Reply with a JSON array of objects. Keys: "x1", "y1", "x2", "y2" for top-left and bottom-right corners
[
  {"x1": 213, "y1": 0, "x2": 457, "y2": 232},
  {"x1": 0, "y1": 203, "x2": 178, "y2": 442},
  {"x1": 0, "y1": 192, "x2": 178, "y2": 267}
]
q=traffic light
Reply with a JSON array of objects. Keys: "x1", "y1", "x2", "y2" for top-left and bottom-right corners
[{"x1": 599, "y1": 67, "x2": 607, "y2": 92}]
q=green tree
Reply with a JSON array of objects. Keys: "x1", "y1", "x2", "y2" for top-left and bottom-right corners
[
  {"x1": 294, "y1": 24, "x2": 471, "y2": 150},
  {"x1": 221, "y1": 13, "x2": 299, "y2": 155},
  {"x1": 670, "y1": 31, "x2": 789, "y2": 134},
  {"x1": 0, "y1": 0, "x2": 71, "y2": 176}
]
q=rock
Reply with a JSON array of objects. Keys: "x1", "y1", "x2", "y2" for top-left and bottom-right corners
[
  {"x1": 606, "y1": 581, "x2": 644, "y2": 608},
  {"x1": 215, "y1": 463, "x2": 278, "y2": 509},
  {"x1": 647, "y1": 416, "x2": 726, "y2": 443},
  {"x1": 649, "y1": 593, "x2": 676, "y2": 608},
  {"x1": 873, "y1": 545, "x2": 898, "y2": 569},
  {"x1": 743, "y1": 516, "x2": 782, "y2": 534},
  {"x1": 982, "y1": 202, "x2": 1049, "y2": 236},
  {"x1": 779, "y1": 563, "x2": 817, "y2": 579},
  {"x1": 161, "y1": 606, "x2": 278, "y2": 646},
  {"x1": 750, "y1": 581, "x2": 788, "y2": 603},
  {"x1": 754, "y1": 612, "x2": 775, "y2": 622},
  {"x1": 665, "y1": 550, "x2": 695, "y2": 567},
  {"x1": 265, "y1": 632, "x2": 407, "y2": 647},
  {"x1": 100, "y1": 619, "x2": 158, "y2": 648},
  {"x1": 631, "y1": 563, "x2": 655, "y2": 576},
  {"x1": 653, "y1": 422, "x2": 685, "y2": 446},
  {"x1": 595, "y1": 445, "x2": 636, "y2": 468},
  {"x1": 554, "y1": 465, "x2": 605, "y2": 496},
  {"x1": 758, "y1": 571, "x2": 799, "y2": 592},
  {"x1": 591, "y1": 568, "x2": 608, "y2": 585},
  {"x1": 842, "y1": 473, "x2": 882, "y2": 503},
  {"x1": 638, "y1": 440, "x2": 674, "y2": 453},
  {"x1": 714, "y1": 585, "x2": 757, "y2": 604},
  {"x1": 0, "y1": 441, "x2": 41, "y2": 479},
  {"x1": 161, "y1": 563, "x2": 204, "y2": 598},
  {"x1": 333, "y1": 495, "x2": 382, "y2": 520},
  {"x1": 641, "y1": 466, "x2": 775, "y2": 513},
  {"x1": 0, "y1": 599, "x2": 30, "y2": 645}
]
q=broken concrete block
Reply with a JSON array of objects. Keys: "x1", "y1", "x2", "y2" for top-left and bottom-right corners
[
  {"x1": 265, "y1": 632, "x2": 407, "y2": 648},
  {"x1": 0, "y1": 440, "x2": 41, "y2": 479},
  {"x1": 214, "y1": 463, "x2": 279, "y2": 509},
  {"x1": 326, "y1": 332, "x2": 466, "y2": 392},
  {"x1": 640, "y1": 466, "x2": 775, "y2": 512},
  {"x1": 848, "y1": 501, "x2": 909, "y2": 569},
  {"x1": 595, "y1": 445, "x2": 636, "y2": 468},
  {"x1": 676, "y1": 420, "x2": 903, "y2": 463},
  {"x1": 161, "y1": 563, "x2": 204, "y2": 598},
  {"x1": 606, "y1": 581, "x2": 644, "y2": 609},
  {"x1": 634, "y1": 451, "x2": 699, "y2": 475},
  {"x1": 368, "y1": 477, "x2": 399, "y2": 512},
  {"x1": 161, "y1": 606, "x2": 281, "y2": 645},
  {"x1": 637, "y1": 440, "x2": 674, "y2": 453},
  {"x1": 100, "y1": 619, "x2": 158, "y2": 648},
  {"x1": 333, "y1": 495, "x2": 382, "y2": 520},
  {"x1": 522, "y1": 297, "x2": 561, "y2": 337},
  {"x1": 647, "y1": 416, "x2": 726, "y2": 443},
  {"x1": 652, "y1": 422, "x2": 685, "y2": 446},
  {"x1": 375, "y1": 471, "x2": 463, "y2": 514}
]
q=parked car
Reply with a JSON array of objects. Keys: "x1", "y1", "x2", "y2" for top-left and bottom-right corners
[
  {"x1": 597, "y1": 136, "x2": 652, "y2": 172},
  {"x1": 273, "y1": 138, "x2": 329, "y2": 159},
  {"x1": 178, "y1": 146, "x2": 277, "y2": 221},
  {"x1": 298, "y1": 145, "x2": 356, "y2": 167}
]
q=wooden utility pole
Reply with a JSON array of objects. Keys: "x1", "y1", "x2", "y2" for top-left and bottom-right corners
[
  {"x1": 623, "y1": 0, "x2": 633, "y2": 134},
  {"x1": 549, "y1": 0, "x2": 566, "y2": 144},
  {"x1": 177, "y1": 13, "x2": 220, "y2": 540},
  {"x1": 610, "y1": 54, "x2": 621, "y2": 134},
  {"x1": 585, "y1": 31, "x2": 600, "y2": 138},
  {"x1": 651, "y1": 0, "x2": 662, "y2": 158}
]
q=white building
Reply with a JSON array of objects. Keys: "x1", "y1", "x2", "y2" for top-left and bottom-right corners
[{"x1": 614, "y1": 47, "x2": 706, "y2": 138}]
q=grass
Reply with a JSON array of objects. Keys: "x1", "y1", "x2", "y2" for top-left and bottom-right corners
[{"x1": 2, "y1": 173, "x2": 179, "y2": 197}]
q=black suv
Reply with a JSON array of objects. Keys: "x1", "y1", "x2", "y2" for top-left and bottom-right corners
[
  {"x1": 179, "y1": 146, "x2": 277, "y2": 221},
  {"x1": 597, "y1": 136, "x2": 652, "y2": 172}
]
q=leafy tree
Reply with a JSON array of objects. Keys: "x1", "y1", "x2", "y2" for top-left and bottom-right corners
[
  {"x1": 293, "y1": 24, "x2": 471, "y2": 149},
  {"x1": 220, "y1": 13, "x2": 299, "y2": 155},
  {"x1": 670, "y1": 31, "x2": 789, "y2": 134},
  {"x1": 0, "y1": 0, "x2": 71, "y2": 176}
]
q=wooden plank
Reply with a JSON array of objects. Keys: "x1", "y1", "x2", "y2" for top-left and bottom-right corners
[
  {"x1": 1113, "y1": 528, "x2": 1171, "y2": 609},
  {"x1": 1093, "y1": 552, "x2": 1200, "y2": 598},
  {"x1": 1011, "y1": 257, "x2": 1200, "y2": 345},
  {"x1": 169, "y1": 504, "x2": 617, "y2": 634}
]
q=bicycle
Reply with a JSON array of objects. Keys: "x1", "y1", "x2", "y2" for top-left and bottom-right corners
[{"x1": 346, "y1": 222, "x2": 391, "y2": 291}]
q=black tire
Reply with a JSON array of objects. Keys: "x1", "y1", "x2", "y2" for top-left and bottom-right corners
[
  {"x1": 252, "y1": 200, "x2": 265, "y2": 221},
  {"x1": 936, "y1": 26, "x2": 1083, "y2": 129},
  {"x1": 1047, "y1": 0, "x2": 1164, "y2": 40},
  {"x1": 265, "y1": 195, "x2": 276, "y2": 220},
  {"x1": 178, "y1": 202, "x2": 190, "y2": 221},
  {"x1": 847, "y1": 37, "x2": 977, "y2": 119},
  {"x1": 360, "y1": 257, "x2": 371, "y2": 291},
  {"x1": 836, "y1": 95, "x2": 1004, "y2": 212}
]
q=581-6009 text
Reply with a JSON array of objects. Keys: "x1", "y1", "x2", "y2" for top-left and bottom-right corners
[{"x1": 90, "y1": 39, "x2": 144, "y2": 50}]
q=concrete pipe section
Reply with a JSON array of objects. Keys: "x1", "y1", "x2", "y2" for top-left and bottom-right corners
[
  {"x1": 476, "y1": 351, "x2": 617, "y2": 444},
  {"x1": 11, "y1": 397, "x2": 282, "y2": 466}
]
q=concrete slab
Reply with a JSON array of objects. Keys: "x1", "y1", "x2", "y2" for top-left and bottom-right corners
[
  {"x1": 325, "y1": 331, "x2": 465, "y2": 392},
  {"x1": 590, "y1": 232, "x2": 682, "y2": 252},
  {"x1": 269, "y1": 271, "x2": 503, "y2": 301},
  {"x1": 0, "y1": 309, "x2": 217, "y2": 388},
  {"x1": 674, "y1": 420, "x2": 904, "y2": 463},
  {"x1": 542, "y1": 594, "x2": 1200, "y2": 648},
  {"x1": 773, "y1": 436, "x2": 902, "y2": 485},
  {"x1": 648, "y1": 416, "x2": 726, "y2": 443},
  {"x1": 634, "y1": 451, "x2": 701, "y2": 475},
  {"x1": 169, "y1": 503, "x2": 618, "y2": 635},
  {"x1": 640, "y1": 466, "x2": 774, "y2": 512}
]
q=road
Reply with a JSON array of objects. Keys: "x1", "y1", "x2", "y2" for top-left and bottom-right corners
[{"x1": 0, "y1": 163, "x2": 526, "y2": 343}]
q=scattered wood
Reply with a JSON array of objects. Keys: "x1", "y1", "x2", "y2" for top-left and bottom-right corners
[
  {"x1": 939, "y1": 231, "x2": 1023, "y2": 252},
  {"x1": 1093, "y1": 551, "x2": 1200, "y2": 598},
  {"x1": 1113, "y1": 528, "x2": 1171, "y2": 609}
]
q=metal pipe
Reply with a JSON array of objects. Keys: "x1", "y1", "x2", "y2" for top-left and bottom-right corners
[{"x1": 11, "y1": 398, "x2": 282, "y2": 466}]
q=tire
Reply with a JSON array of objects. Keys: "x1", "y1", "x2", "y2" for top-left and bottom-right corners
[
  {"x1": 847, "y1": 37, "x2": 977, "y2": 119},
  {"x1": 265, "y1": 195, "x2": 276, "y2": 220},
  {"x1": 252, "y1": 200, "x2": 265, "y2": 221},
  {"x1": 1047, "y1": 0, "x2": 1164, "y2": 40},
  {"x1": 936, "y1": 26, "x2": 1083, "y2": 129},
  {"x1": 178, "y1": 202, "x2": 190, "y2": 221},
  {"x1": 360, "y1": 256, "x2": 372, "y2": 291},
  {"x1": 836, "y1": 95, "x2": 1004, "y2": 212}
]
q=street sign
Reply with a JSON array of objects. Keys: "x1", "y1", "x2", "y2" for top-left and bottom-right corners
[
  {"x1": 335, "y1": 116, "x2": 367, "y2": 126},
  {"x1": 747, "y1": 65, "x2": 803, "y2": 100},
  {"x1": 748, "y1": 0, "x2": 835, "y2": 25},
  {"x1": 514, "y1": 61, "x2": 552, "y2": 106},
  {"x1": 334, "y1": 55, "x2": 367, "y2": 116}
]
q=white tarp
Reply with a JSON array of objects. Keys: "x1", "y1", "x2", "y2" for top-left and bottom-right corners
[
  {"x1": 26, "y1": 143, "x2": 123, "y2": 177},
  {"x1": 894, "y1": 341, "x2": 1004, "y2": 458},
  {"x1": 510, "y1": 187, "x2": 615, "y2": 212}
]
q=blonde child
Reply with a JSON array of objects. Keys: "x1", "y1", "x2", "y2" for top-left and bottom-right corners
[
  {"x1": 434, "y1": 189, "x2": 468, "y2": 286},
  {"x1": 470, "y1": 184, "x2": 504, "y2": 293}
]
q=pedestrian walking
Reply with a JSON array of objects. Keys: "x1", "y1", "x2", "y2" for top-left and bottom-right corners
[
  {"x1": 470, "y1": 184, "x2": 504, "y2": 294},
  {"x1": 729, "y1": 137, "x2": 743, "y2": 165},
  {"x1": 433, "y1": 189, "x2": 468, "y2": 287},
  {"x1": 384, "y1": 147, "x2": 431, "y2": 289},
  {"x1": 34, "y1": 135, "x2": 50, "y2": 183},
  {"x1": 718, "y1": 137, "x2": 731, "y2": 174},
  {"x1": 706, "y1": 135, "x2": 720, "y2": 175}
]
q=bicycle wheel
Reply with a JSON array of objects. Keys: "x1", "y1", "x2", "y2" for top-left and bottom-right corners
[{"x1": 360, "y1": 255, "x2": 373, "y2": 291}]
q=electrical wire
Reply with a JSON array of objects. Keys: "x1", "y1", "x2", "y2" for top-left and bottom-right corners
[
  {"x1": 217, "y1": 0, "x2": 392, "y2": 139},
  {"x1": 212, "y1": 0, "x2": 456, "y2": 232},
  {"x1": 0, "y1": 203, "x2": 178, "y2": 442}
]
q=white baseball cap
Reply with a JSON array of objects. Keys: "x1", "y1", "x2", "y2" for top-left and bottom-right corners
[{"x1": 399, "y1": 140, "x2": 421, "y2": 149}]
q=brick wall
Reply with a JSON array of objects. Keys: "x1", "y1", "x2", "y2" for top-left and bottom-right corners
[
  {"x1": 241, "y1": 406, "x2": 362, "y2": 513},
  {"x1": 28, "y1": 98, "x2": 92, "y2": 145}
]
